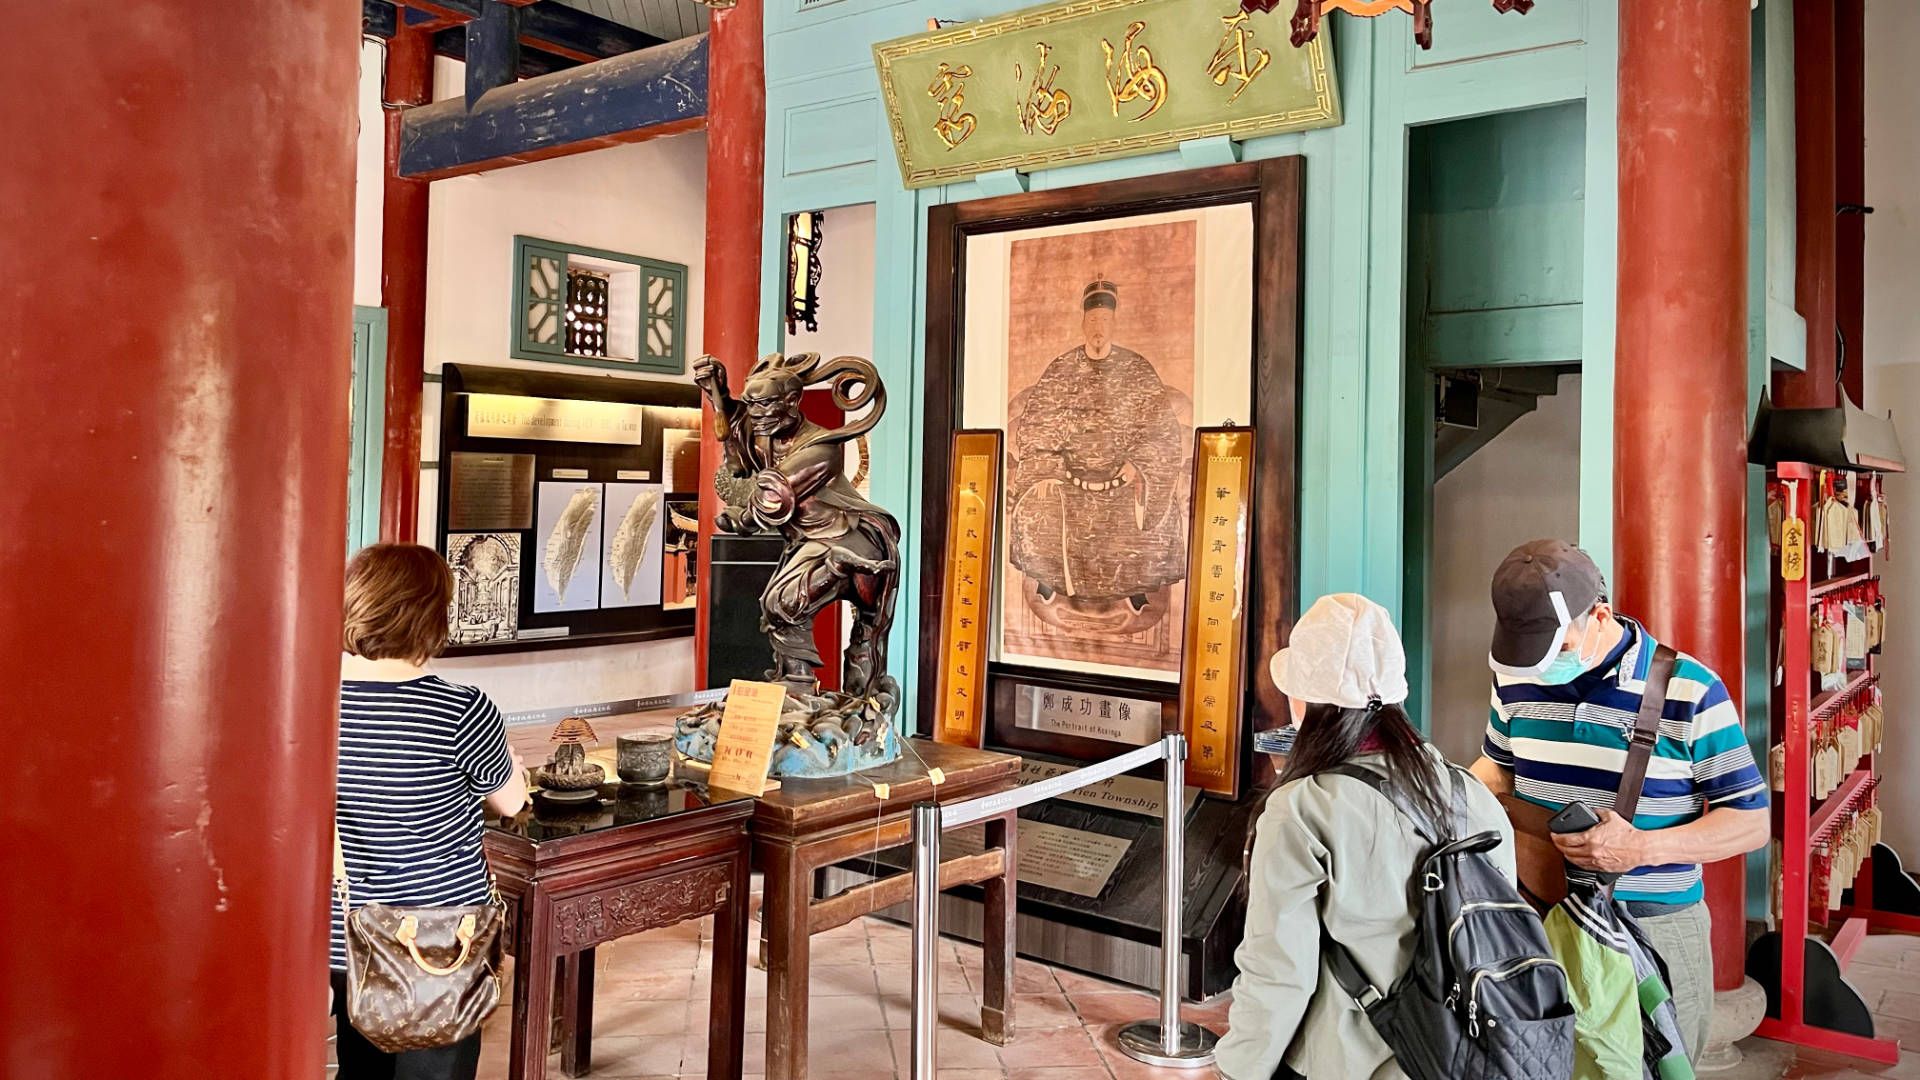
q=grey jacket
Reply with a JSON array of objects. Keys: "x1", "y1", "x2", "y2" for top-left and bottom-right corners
[{"x1": 1216, "y1": 747, "x2": 1515, "y2": 1080}]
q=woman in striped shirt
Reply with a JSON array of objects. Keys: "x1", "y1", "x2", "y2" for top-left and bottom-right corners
[{"x1": 333, "y1": 544, "x2": 528, "y2": 1080}]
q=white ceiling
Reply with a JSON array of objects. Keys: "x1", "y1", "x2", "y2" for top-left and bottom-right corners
[{"x1": 550, "y1": 0, "x2": 712, "y2": 42}]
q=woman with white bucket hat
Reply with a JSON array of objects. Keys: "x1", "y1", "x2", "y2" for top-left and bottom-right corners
[{"x1": 1216, "y1": 594, "x2": 1519, "y2": 1080}]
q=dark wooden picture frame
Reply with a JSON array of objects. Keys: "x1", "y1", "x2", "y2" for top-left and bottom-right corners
[
  {"x1": 436, "y1": 363, "x2": 701, "y2": 656},
  {"x1": 916, "y1": 159, "x2": 1303, "y2": 793}
]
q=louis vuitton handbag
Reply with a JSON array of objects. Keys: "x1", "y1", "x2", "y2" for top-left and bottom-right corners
[{"x1": 334, "y1": 829, "x2": 507, "y2": 1053}]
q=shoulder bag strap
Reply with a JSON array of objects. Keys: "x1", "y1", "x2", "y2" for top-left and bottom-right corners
[
  {"x1": 333, "y1": 824, "x2": 352, "y2": 913},
  {"x1": 1613, "y1": 644, "x2": 1679, "y2": 822}
]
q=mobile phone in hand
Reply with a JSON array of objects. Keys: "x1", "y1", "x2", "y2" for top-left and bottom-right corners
[{"x1": 1548, "y1": 800, "x2": 1601, "y2": 834}]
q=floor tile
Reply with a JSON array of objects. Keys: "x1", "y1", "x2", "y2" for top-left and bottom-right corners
[
  {"x1": 996, "y1": 1029, "x2": 1105, "y2": 1069},
  {"x1": 891, "y1": 1027, "x2": 1006, "y2": 1072},
  {"x1": 1067, "y1": 993, "x2": 1160, "y2": 1026},
  {"x1": 813, "y1": 963, "x2": 884, "y2": 996},
  {"x1": 1007, "y1": 1069, "x2": 1116, "y2": 1080},
  {"x1": 1013, "y1": 994, "x2": 1082, "y2": 1031}
]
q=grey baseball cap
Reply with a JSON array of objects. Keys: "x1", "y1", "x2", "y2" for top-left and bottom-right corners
[{"x1": 1489, "y1": 539, "x2": 1606, "y2": 677}]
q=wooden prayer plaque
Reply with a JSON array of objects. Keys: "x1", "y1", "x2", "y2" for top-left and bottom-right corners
[
  {"x1": 933, "y1": 430, "x2": 1005, "y2": 746},
  {"x1": 1176, "y1": 426, "x2": 1255, "y2": 798}
]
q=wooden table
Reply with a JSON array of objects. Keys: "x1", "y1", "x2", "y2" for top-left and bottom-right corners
[
  {"x1": 486, "y1": 782, "x2": 756, "y2": 1080},
  {"x1": 752, "y1": 740, "x2": 1022, "y2": 1080}
]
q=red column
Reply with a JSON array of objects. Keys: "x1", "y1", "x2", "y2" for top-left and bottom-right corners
[
  {"x1": 1779, "y1": 0, "x2": 1838, "y2": 409},
  {"x1": 1835, "y1": 0, "x2": 1865, "y2": 407},
  {"x1": 0, "y1": 2, "x2": 358, "y2": 1075},
  {"x1": 1616, "y1": 1, "x2": 1751, "y2": 991},
  {"x1": 381, "y1": 26, "x2": 434, "y2": 543},
  {"x1": 695, "y1": 0, "x2": 767, "y2": 686}
]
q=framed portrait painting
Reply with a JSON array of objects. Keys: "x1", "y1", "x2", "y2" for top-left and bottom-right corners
[{"x1": 918, "y1": 159, "x2": 1301, "y2": 783}]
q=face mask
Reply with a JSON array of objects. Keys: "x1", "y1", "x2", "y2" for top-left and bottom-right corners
[{"x1": 1536, "y1": 616, "x2": 1603, "y2": 685}]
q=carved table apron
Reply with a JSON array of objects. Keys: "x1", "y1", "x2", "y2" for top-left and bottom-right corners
[
  {"x1": 486, "y1": 791, "x2": 755, "y2": 1080},
  {"x1": 750, "y1": 740, "x2": 1023, "y2": 1080}
]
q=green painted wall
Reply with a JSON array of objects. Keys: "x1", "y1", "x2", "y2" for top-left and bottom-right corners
[
  {"x1": 350, "y1": 305, "x2": 388, "y2": 555},
  {"x1": 758, "y1": 0, "x2": 1620, "y2": 726}
]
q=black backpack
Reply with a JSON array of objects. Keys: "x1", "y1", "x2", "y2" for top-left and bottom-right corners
[{"x1": 1317, "y1": 764, "x2": 1575, "y2": 1080}]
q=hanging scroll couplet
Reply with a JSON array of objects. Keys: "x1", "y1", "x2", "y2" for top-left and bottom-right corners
[
  {"x1": 934, "y1": 430, "x2": 1005, "y2": 747},
  {"x1": 1176, "y1": 426, "x2": 1255, "y2": 798}
]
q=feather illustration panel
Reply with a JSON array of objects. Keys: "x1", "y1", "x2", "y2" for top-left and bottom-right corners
[
  {"x1": 535, "y1": 482, "x2": 604, "y2": 613},
  {"x1": 600, "y1": 482, "x2": 664, "y2": 608}
]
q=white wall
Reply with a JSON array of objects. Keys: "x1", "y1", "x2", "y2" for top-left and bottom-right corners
[
  {"x1": 350, "y1": 54, "x2": 708, "y2": 714},
  {"x1": 1863, "y1": 0, "x2": 1920, "y2": 856},
  {"x1": 783, "y1": 203, "x2": 876, "y2": 362},
  {"x1": 1427, "y1": 377, "x2": 1584, "y2": 763},
  {"x1": 354, "y1": 41, "x2": 385, "y2": 309}
]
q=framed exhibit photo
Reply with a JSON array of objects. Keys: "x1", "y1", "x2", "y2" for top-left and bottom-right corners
[
  {"x1": 917, "y1": 159, "x2": 1301, "y2": 790},
  {"x1": 434, "y1": 364, "x2": 701, "y2": 655}
]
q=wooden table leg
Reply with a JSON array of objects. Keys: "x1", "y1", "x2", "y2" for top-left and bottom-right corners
[
  {"x1": 708, "y1": 846, "x2": 751, "y2": 1080},
  {"x1": 511, "y1": 886, "x2": 556, "y2": 1080},
  {"x1": 763, "y1": 842, "x2": 813, "y2": 1080},
  {"x1": 980, "y1": 812, "x2": 1017, "y2": 1045},
  {"x1": 560, "y1": 946, "x2": 595, "y2": 1077}
]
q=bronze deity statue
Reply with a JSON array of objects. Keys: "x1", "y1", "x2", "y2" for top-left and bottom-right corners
[{"x1": 673, "y1": 352, "x2": 904, "y2": 777}]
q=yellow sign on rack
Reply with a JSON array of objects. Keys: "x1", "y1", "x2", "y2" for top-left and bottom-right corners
[
  {"x1": 1177, "y1": 427, "x2": 1255, "y2": 798},
  {"x1": 935, "y1": 431, "x2": 1005, "y2": 747},
  {"x1": 707, "y1": 680, "x2": 787, "y2": 796}
]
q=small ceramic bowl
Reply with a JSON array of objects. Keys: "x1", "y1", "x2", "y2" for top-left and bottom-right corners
[{"x1": 616, "y1": 730, "x2": 674, "y2": 786}]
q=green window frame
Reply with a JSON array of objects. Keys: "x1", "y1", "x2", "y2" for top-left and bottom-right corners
[{"x1": 511, "y1": 235, "x2": 688, "y2": 375}]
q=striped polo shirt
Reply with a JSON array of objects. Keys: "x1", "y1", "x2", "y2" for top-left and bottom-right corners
[
  {"x1": 1483, "y1": 617, "x2": 1768, "y2": 905},
  {"x1": 331, "y1": 676, "x2": 516, "y2": 970}
]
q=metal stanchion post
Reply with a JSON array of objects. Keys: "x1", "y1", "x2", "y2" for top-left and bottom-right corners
[
  {"x1": 910, "y1": 802, "x2": 943, "y2": 1080},
  {"x1": 1117, "y1": 733, "x2": 1218, "y2": 1068}
]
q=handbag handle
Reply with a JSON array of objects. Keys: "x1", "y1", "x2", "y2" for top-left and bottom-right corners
[{"x1": 397, "y1": 913, "x2": 480, "y2": 976}]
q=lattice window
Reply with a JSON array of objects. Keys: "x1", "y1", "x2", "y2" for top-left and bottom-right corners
[
  {"x1": 565, "y1": 268, "x2": 610, "y2": 356},
  {"x1": 511, "y1": 236, "x2": 687, "y2": 374}
]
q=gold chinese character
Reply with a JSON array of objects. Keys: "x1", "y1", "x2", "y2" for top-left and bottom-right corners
[
  {"x1": 1101, "y1": 21, "x2": 1168, "y2": 123},
  {"x1": 1014, "y1": 42, "x2": 1073, "y2": 136},
  {"x1": 926, "y1": 62, "x2": 977, "y2": 150},
  {"x1": 1206, "y1": 12, "x2": 1270, "y2": 104}
]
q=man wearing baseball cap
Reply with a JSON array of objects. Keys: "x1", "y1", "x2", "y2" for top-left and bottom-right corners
[{"x1": 1469, "y1": 540, "x2": 1769, "y2": 1064}]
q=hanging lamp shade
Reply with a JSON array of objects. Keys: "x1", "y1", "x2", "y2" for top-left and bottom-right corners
[{"x1": 1238, "y1": 0, "x2": 1533, "y2": 51}]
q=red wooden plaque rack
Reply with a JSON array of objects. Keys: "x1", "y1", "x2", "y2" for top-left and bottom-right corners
[{"x1": 1749, "y1": 460, "x2": 1912, "y2": 1064}]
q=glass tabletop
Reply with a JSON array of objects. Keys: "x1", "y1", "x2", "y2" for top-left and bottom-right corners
[{"x1": 487, "y1": 779, "x2": 755, "y2": 843}]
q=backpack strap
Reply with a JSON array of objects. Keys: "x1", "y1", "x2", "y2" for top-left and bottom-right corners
[
  {"x1": 1325, "y1": 762, "x2": 1462, "y2": 846},
  {"x1": 1613, "y1": 644, "x2": 1678, "y2": 822}
]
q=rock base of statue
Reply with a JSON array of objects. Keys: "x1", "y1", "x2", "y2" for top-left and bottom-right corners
[{"x1": 673, "y1": 679, "x2": 904, "y2": 779}]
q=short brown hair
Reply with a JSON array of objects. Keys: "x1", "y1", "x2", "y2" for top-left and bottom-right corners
[{"x1": 343, "y1": 544, "x2": 453, "y2": 662}]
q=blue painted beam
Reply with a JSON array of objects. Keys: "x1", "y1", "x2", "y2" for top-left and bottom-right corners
[
  {"x1": 465, "y1": 0, "x2": 521, "y2": 106},
  {"x1": 399, "y1": 33, "x2": 708, "y2": 179},
  {"x1": 363, "y1": 0, "x2": 398, "y2": 39},
  {"x1": 395, "y1": 0, "x2": 663, "y2": 59},
  {"x1": 433, "y1": 26, "x2": 578, "y2": 79}
]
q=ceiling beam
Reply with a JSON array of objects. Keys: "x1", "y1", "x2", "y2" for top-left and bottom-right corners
[
  {"x1": 431, "y1": 27, "x2": 580, "y2": 80},
  {"x1": 366, "y1": 1, "x2": 665, "y2": 63},
  {"x1": 464, "y1": 0, "x2": 522, "y2": 105},
  {"x1": 400, "y1": 33, "x2": 706, "y2": 179}
]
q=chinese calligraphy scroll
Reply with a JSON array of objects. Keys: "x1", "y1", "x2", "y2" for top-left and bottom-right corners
[
  {"x1": 1177, "y1": 427, "x2": 1254, "y2": 797},
  {"x1": 935, "y1": 430, "x2": 1006, "y2": 747}
]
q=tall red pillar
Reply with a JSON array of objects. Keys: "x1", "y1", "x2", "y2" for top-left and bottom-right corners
[
  {"x1": 1615, "y1": 2, "x2": 1751, "y2": 993},
  {"x1": 1780, "y1": 0, "x2": 1839, "y2": 409},
  {"x1": 0, "y1": 2, "x2": 358, "y2": 1076},
  {"x1": 695, "y1": 0, "x2": 767, "y2": 685},
  {"x1": 380, "y1": 26, "x2": 435, "y2": 543}
]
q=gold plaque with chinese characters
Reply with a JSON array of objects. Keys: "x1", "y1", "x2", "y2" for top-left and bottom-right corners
[
  {"x1": 873, "y1": 0, "x2": 1340, "y2": 189},
  {"x1": 1177, "y1": 427, "x2": 1254, "y2": 797},
  {"x1": 935, "y1": 431, "x2": 1006, "y2": 747}
]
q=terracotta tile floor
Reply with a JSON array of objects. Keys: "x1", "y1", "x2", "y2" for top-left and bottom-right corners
[{"x1": 434, "y1": 914, "x2": 1920, "y2": 1079}]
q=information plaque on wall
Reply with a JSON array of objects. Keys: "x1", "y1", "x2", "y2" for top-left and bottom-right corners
[
  {"x1": 934, "y1": 430, "x2": 1005, "y2": 746},
  {"x1": 873, "y1": 0, "x2": 1339, "y2": 189},
  {"x1": 1177, "y1": 426, "x2": 1254, "y2": 798},
  {"x1": 447, "y1": 452, "x2": 535, "y2": 531}
]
